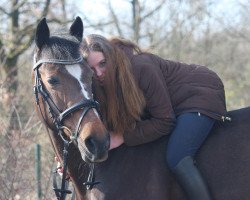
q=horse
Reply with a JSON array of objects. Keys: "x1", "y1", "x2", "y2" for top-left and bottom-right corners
[
  {"x1": 33, "y1": 17, "x2": 250, "y2": 200},
  {"x1": 33, "y1": 17, "x2": 110, "y2": 199}
]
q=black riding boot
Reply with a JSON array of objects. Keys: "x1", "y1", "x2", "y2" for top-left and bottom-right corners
[{"x1": 172, "y1": 156, "x2": 212, "y2": 200}]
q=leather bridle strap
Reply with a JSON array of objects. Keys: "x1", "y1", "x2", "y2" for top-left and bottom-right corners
[
  {"x1": 33, "y1": 57, "x2": 100, "y2": 200},
  {"x1": 58, "y1": 100, "x2": 98, "y2": 123},
  {"x1": 53, "y1": 139, "x2": 72, "y2": 200},
  {"x1": 33, "y1": 57, "x2": 84, "y2": 70}
]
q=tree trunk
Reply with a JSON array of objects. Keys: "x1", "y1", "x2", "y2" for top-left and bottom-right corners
[
  {"x1": 4, "y1": 0, "x2": 20, "y2": 134},
  {"x1": 132, "y1": 0, "x2": 140, "y2": 43}
]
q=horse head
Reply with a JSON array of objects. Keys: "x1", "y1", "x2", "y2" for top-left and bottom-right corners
[{"x1": 33, "y1": 17, "x2": 110, "y2": 163}]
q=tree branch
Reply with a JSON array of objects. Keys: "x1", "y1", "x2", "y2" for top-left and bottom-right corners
[
  {"x1": 141, "y1": 0, "x2": 166, "y2": 23},
  {"x1": 0, "y1": 6, "x2": 9, "y2": 15},
  {"x1": 41, "y1": 0, "x2": 51, "y2": 17},
  {"x1": 108, "y1": 0, "x2": 124, "y2": 37}
]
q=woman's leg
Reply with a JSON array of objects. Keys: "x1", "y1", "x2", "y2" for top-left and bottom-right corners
[{"x1": 166, "y1": 112, "x2": 215, "y2": 200}]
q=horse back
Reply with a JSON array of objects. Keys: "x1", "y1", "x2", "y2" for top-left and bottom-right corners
[
  {"x1": 198, "y1": 107, "x2": 250, "y2": 200},
  {"x1": 90, "y1": 107, "x2": 250, "y2": 200}
]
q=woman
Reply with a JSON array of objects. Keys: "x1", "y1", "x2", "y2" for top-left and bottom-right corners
[{"x1": 81, "y1": 34, "x2": 228, "y2": 200}]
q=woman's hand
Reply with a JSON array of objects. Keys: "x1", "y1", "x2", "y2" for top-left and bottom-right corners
[
  {"x1": 109, "y1": 131, "x2": 124, "y2": 150},
  {"x1": 55, "y1": 156, "x2": 70, "y2": 180}
]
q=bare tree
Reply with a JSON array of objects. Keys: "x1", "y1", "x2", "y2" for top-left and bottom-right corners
[
  {"x1": 0, "y1": 0, "x2": 51, "y2": 130},
  {"x1": 80, "y1": 0, "x2": 250, "y2": 109},
  {"x1": 0, "y1": 1, "x2": 79, "y2": 199},
  {"x1": 1, "y1": 0, "x2": 249, "y2": 198},
  {"x1": 80, "y1": 0, "x2": 167, "y2": 45}
]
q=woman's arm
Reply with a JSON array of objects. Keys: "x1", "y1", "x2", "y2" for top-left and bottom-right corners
[{"x1": 123, "y1": 61, "x2": 176, "y2": 146}]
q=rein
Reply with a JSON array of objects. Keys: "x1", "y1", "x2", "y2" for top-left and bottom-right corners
[{"x1": 33, "y1": 57, "x2": 100, "y2": 200}]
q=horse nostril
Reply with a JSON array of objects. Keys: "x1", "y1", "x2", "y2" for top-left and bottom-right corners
[
  {"x1": 85, "y1": 136, "x2": 96, "y2": 154},
  {"x1": 106, "y1": 134, "x2": 110, "y2": 150}
]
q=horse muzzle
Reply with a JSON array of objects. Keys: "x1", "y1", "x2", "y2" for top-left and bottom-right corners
[{"x1": 77, "y1": 133, "x2": 110, "y2": 163}]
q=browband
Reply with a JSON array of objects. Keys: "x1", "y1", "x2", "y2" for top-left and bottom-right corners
[{"x1": 33, "y1": 56, "x2": 84, "y2": 70}]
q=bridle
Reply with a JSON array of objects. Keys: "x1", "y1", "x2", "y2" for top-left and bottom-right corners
[{"x1": 33, "y1": 56, "x2": 100, "y2": 200}]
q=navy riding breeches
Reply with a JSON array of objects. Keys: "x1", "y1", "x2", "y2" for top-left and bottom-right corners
[{"x1": 166, "y1": 112, "x2": 215, "y2": 170}]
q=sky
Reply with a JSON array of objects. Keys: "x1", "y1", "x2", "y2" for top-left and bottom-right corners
[
  {"x1": 72, "y1": 0, "x2": 249, "y2": 36},
  {"x1": 76, "y1": 0, "x2": 247, "y2": 19}
]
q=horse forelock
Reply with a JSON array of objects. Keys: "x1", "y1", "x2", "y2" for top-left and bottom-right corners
[
  {"x1": 35, "y1": 32, "x2": 81, "y2": 62},
  {"x1": 33, "y1": 30, "x2": 94, "y2": 102}
]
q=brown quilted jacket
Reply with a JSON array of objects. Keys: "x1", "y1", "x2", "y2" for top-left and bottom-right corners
[{"x1": 121, "y1": 52, "x2": 227, "y2": 146}]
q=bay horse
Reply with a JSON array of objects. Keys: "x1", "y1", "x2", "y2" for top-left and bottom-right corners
[{"x1": 33, "y1": 17, "x2": 250, "y2": 200}]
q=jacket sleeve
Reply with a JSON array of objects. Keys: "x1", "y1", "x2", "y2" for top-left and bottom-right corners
[{"x1": 123, "y1": 62, "x2": 176, "y2": 146}]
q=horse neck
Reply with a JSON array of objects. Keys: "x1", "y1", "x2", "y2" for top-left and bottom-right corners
[{"x1": 47, "y1": 129, "x2": 88, "y2": 199}]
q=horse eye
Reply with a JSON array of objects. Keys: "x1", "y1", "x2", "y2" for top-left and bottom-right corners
[{"x1": 47, "y1": 77, "x2": 59, "y2": 85}]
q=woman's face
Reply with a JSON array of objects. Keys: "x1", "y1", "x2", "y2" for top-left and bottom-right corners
[{"x1": 87, "y1": 51, "x2": 107, "y2": 85}]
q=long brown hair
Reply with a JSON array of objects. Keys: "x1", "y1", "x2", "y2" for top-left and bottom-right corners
[{"x1": 81, "y1": 34, "x2": 146, "y2": 133}]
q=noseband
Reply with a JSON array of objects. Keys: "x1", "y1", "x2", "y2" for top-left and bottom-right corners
[{"x1": 33, "y1": 56, "x2": 100, "y2": 200}]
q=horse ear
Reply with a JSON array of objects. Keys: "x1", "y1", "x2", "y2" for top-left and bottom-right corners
[
  {"x1": 35, "y1": 18, "x2": 50, "y2": 49},
  {"x1": 69, "y1": 16, "x2": 84, "y2": 42}
]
